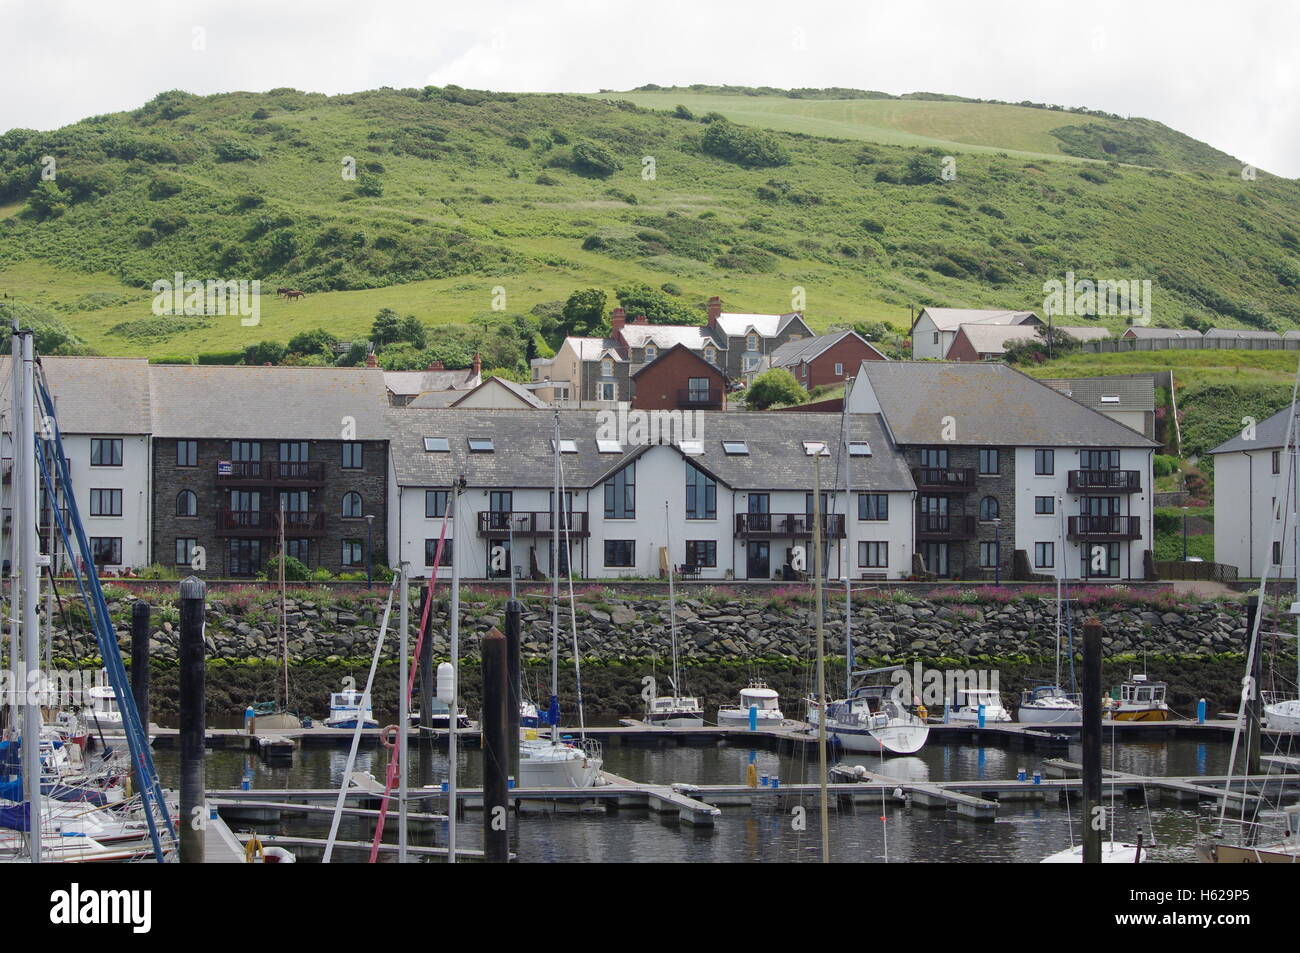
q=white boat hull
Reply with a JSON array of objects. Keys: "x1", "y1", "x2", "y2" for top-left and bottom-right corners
[
  {"x1": 949, "y1": 707, "x2": 1013, "y2": 724},
  {"x1": 518, "y1": 741, "x2": 602, "y2": 788},
  {"x1": 1017, "y1": 705, "x2": 1082, "y2": 725},
  {"x1": 717, "y1": 710, "x2": 786, "y2": 729},
  {"x1": 1040, "y1": 841, "x2": 1145, "y2": 863},
  {"x1": 1265, "y1": 699, "x2": 1300, "y2": 733}
]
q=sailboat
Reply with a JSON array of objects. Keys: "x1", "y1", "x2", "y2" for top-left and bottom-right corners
[
  {"x1": 1018, "y1": 497, "x2": 1083, "y2": 724},
  {"x1": 644, "y1": 502, "x2": 704, "y2": 727},
  {"x1": 250, "y1": 508, "x2": 303, "y2": 730},
  {"x1": 517, "y1": 411, "x2": 603, "y2": 788},
  {"x1": 806, "y1": 427, "x2": 928, "y2": 755}
]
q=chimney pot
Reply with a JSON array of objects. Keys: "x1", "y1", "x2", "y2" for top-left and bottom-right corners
[
  {"x1": 365, "y1": 353, "x2": 378, "y2": 368},
  {"x1": 707, "y1": 295, "x2": 722, "y2": 328}
]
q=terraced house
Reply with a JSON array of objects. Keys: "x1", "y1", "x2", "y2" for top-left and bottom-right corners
[
  {"x1": 386, "y1": 409, "x2": 916, "y2": 581},
  {"x1": 847, "y1": 361, "x2": 1157, "y2": 581},
  {"x1": 149, "y1": 365, "x2": 389, "y2": 577}
]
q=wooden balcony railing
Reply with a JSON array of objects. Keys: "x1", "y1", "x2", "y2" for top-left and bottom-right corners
[
  {"x1": 215, "y1": 461, "x2": 326, "y2": 486},
  {"x1": 911, "y1": 467, "x2": 976, "y2": 492},
  {"x1": 1067, "y1": 515, "x2": 1141, "y2": 540},
  {"x1": 477, "y1": 511, "x2": 590, "y2": 537},
  {"x1": 1068, "y1": 469, "x2": 1142, "y2": 493},
  {"x1": 215, "y1": 509, "x2": 327, "y2": 536},
  {"x1": 915, "y1": 514, "x2": 977, "y2": 540}
]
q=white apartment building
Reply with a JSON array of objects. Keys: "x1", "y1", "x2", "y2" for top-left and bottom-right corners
[{"x1": 1210, "y1": 405, "x2": 1296, "y2": 577}]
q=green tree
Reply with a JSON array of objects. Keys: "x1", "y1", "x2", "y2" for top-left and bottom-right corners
[
  {"x1": 25, "y1": 180, "x2": 69, "y2": 220},
  {"x1": 614, "y1": 282, "x2": 701, "y2": 324},
  {"x1": 397, "y1": 315, "x2": 427, "y2": 349},
  {"x1": 570, "y1": 142, "x2": 621, "y2": 178},
  {"x1": 243, "y1": 340, "x2": 287, "y2": 365},
  {"x1": 286, "y1": 328, "x2": 339, "y2": 357},
  {"x1": 370, "y1": 308, "x2": 401, "y2": 346},
  {"x1": 559, "y1": 288, "x2": 607, "y2": 337},
  {"x1": 746, "y1": 369, "x2": 808, "y2": 410}
]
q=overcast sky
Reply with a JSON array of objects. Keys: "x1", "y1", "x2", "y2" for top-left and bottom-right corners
[{"x1": 4, "y1": 0, "x2": 1297, "y2": 176}]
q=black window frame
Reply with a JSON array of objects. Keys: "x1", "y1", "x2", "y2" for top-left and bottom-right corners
[
  {"x1": 603, "y1": 539, "x2": 635, "y2": 567},
  {"x1": 175, "y1": 537, "x2": 197, "y2": 566},
  {"x1": 176, "y1": 440, "x2": 197, "y2": 467},
  {"x1": 91, "y1": 536, "x2": 122, "y2": 566},
  {"x1": 858, "y1": 541, "x2": 888, "y2": 568},
  {"x1": 685, "y1": 539, "x2": 717, "y2": 568},
  {"x1": 341, "y1": 442, "x2": 363, "y2": 469},
  {"x1": 604, "y1": 462, "x2": 636, "y2": 519},
  {"x1": 1034, "y1": 449, "x2": 1055, "y2": 475},
  {"x1": 176, "y1": 489, "x2": 197, "y2": 517},
  {"x1": 1034, "y1": 496, "x2": 1055, "y2": 515},
  {"x1": 425, "y1": 490, "x2": 451, "y2": 518},
  {"x1": 424, "y1": 537, "x2": 454, "y2": 567},
  {"x1": 90, "y1": 438, "x2": 123, "y2": 468},
  {"x1": 342, "y1": 491, "x2": 363, "y2": 519},
  {"x1": 979, "y1": 496, "x2": 999, "y2": 521},
  {"x1": 858, "y1": 493, "x2": 888, "y2": 521},
  {"x1": 90, "y1": 488, "x2": 123, "y2": 517},
  {"x1": 1035, "y1": 541, "x2": 1055, "y2": 568},
  {"x1": 341, "y1": 539, "x2": 363, "y2": 566},
  {"x1": 685, "y1": 462, "x2": 716, "y2": 520},
  {"x1": 978, "y1": 448, "x2": 999, "y2": 475}
]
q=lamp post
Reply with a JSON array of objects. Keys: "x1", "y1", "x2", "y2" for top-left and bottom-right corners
[
  {"x1": 993, "y1": 517, "x2": 1003, "y2": 586},
  {"x1": 365, "y1": 514, "x2": 375, "y2": 589},
  {"x1": 1181, "y1": 506, "x2": 1188, "y2": 562}
]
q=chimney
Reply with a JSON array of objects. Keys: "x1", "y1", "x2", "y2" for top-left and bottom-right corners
[
  {"x1": 472, "y1": 352, "x2": 482, "y2": 377},
  {"x1": 364, "y1": 353, "x2": 378, "y2": 368},
  {"x1": 707, "y1": 296, "x2": 722, "y2": 329},
  {"x1": 635, "y1": 313, "x2": 648, "y2": 325},
  {"x1": 426, "y1": 360, "x2": 445, "y2": 371},
  {"x1": 611, "y1": 307, "x2": 626, "y2": 336}
]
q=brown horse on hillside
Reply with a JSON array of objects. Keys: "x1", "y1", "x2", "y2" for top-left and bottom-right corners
[{"x1": 283, "y1": 290, "x2": 306, "y2": 300}]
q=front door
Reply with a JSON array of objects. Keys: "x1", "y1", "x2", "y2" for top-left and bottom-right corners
[
  {"x1": 923, "y1": 541, "x2": 950, "y2": 577},
  {"x1": 489, "y1": 491, "x2": 513, "y2": 532},
  {"x1": 747, "y1": 541, "x2": 770, "y2": 580}
]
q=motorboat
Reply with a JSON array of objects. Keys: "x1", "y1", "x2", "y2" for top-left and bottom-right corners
[
  {"x1": 324, "y1": 689, "x2": 377, "y2": 729},
  {"x1": 1105, "y1": 674, "x2": 1170, "y2": 721},
  {"x1": 717, "y1": 681, "x2": 784, "y2": 728},
  {"x1": 1018, "y1": 685, "x2": 1082, "y2": 724},
  {"x1": 1263, "y1": 693, "x2": 1300, "y2": 732},
  {"x1": 409, "y1": 699, "x2": 473, "y2": 730},
  {"x1": 947, "y1": 687, "x2": 1012, "y2": 724}
]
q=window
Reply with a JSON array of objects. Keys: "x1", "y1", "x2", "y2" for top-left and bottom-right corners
[
  {"x1": 551, "y1": 439, "x2": 578, "y2": 453},
  {"x1": 231, "y1": 441, "x2": 260, "y2": 462},
  {"x1": 1081, "y1": 449, "x2": 1120, "y2": 470},
  {"x1": 858, "y1": 493, "x2": 888, "y2": 521},
  {"x1": 704, "y1": 346, "x2": 716, "y2": 363},
  {"x1": 919, "y1": 447, "x2": 948, "y2": 468},
  {"x1": 1083, "y1": 542, "x2": 1121, "y2": 578},
  {"x1": 979, "y1": 496, "x2": 999, "y2": 521},
  {"x1": 342, "y1": 491, "x2": 363, "y2": 518},
  {"x1": 176, "y1": 490, "x2": 197, "y2": 517},
  {"x1": 848, "y1": 442, "x2": 871, "y2": 456},
  {"x1": 803, "y1": 440, "x2": 830, "y2": 456},
  {"x1": 979, "y1": 449, "x2": 999, "y2": 475},
  {"x1": 1273, "y1": 450, "x2": 1281, "y2": 475},
  {"x1": 834, "y1": 362, "x2": 844, "y2": 376},
  {"x1": 678, "y1": 440, "x2": 704, "y2": 455},
  {"x1": 858, "y1": 541, "x2": 888, "y2": 568},
  {"x1": 743, "y1": 356, "x2": 760, "y2": 371},
  {"x1": 175, "y1": 538, "x2": 197, "y2": 566},
  {"x1": 285, "y1": 539, "x2": 310, "y2": 563},
  {"x1": 644, "y1": 346, "x2": 657, "y2": 361},
  {"x1": 424, "y1": 538, "x2": 454, "y2": 567},
  {"x1": 746, "y1": 334, "x2": 758, "y2": 351},
  {"x1": 425, "y1": 490, "x2": 450, "y2": 518},
  {"x1": 90, "y1": 489, "x2": 122, "y2": 517},
  {"x1": 685, "y1": 540, "x2": 717, "y2": 568},
  {"x1": 279, "y1": 490, "x2": 308, "y2": 515},
  {"x1": 341, "y1": 443, "x2": 363, "y2": 469},
  {"x1": 1034, "y1": 449, "x2": 1055, "y2": 475},
  {"x1": 805, "y1": 492, "x2": 830, "y2": 519},
  {"x1": 90, "y1": 439, "x2": 122, "y2": 467},
  {"x1": 601, "y1": 358, "x2": 613, "y2": 377},
  {"x1": 91, "y1": 537, "x2": 122, "y2": 566},
  {"x1": 176, "y1": 440, "x2": 197, "y2": 467},
  {"x1": 596, "y1": 439, "x2": 622, "y2": 453},
  {"x1": 341, "y1": 539, "x2": 363, "y2": 566},
  {"x1": 932, "y1": 332, "x2": 940, "y2": 344},
  {"x1": 722, "y1": 441, "x2": 748, "y2": 455},
  {"x1": 1035, "y1": 496, "x2": 1055, "y2": 515},
  {"x1": 604, "y1": 463, "x2": 636, "y2": 519},
  {"x1": 228, "y1": 539, "x2": 261, "y2": 576},
  {"x1": 279, "y1": 441, "x2": 309, "y2": 463},
  {"x1": 468, "y1": 438, "x2": 494, "y2": 453},
  {"x1": 685, "y1": 464, "x2": 716, "y2": 520},
  {"x1": 424, "y1": 437, "x2": 449, "y2": 452},
  {"x1": 980, "y1": 541, "x2": 999, "y2": 568},
  {"x1": 604, "y1": 539, "x2": 634, "y2": 567},
  {"x1": 687, "y1": 377, "x2": 711, "y2": 402},
  {"x1": 1035, "y1": 542, "x2": 1055, "y2": 568},
  {"x1": 598, "y1": 382, "x2": 616, "y2": 401},
  {"x1": 1100, "y1": 395, "x2": 1120, "y2": 404}
]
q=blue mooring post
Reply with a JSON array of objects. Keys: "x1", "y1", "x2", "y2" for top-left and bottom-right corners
[
  {"x1": 977, "y1": 704, "x2": 986, "y2": 729},
  {"x1": 1197, "y1": 697, "x2": 1206, "y2": 725},
  {"x1": 748, "y1": 705, "x2": 757, "y2": 731}
]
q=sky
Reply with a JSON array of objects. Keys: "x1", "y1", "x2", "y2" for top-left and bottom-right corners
[{"x1": 3, "y1": 0, "x2": 1298, "y2": 176}]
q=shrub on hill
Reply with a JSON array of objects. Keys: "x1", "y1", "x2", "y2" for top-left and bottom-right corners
[
  {"x1": 746, "y1": 369, "x2": 807, "y2": 410},
  {"x1": 700, "y1": 120, "x2": 790, "y2": 168}
]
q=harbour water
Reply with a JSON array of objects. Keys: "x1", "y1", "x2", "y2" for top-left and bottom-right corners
[{"x1": 149, "y1": 736, "x2": 1291, "y2": 862}]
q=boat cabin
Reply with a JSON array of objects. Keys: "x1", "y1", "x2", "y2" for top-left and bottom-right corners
[
  {"x1": 1114, "y1": 675, "x2": 1167, "y2": 706},
  {"x1": 650, "y1": 696, "x2": 699, "y2": 713},
  {"x1": 737, "y1": 687, "x2": 780, "y2": 711},
  {"x1": 330, "y1": 690, "x2": 372, "y2": 713}
]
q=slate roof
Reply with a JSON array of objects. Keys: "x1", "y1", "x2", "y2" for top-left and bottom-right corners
[
  {"x1": 148, "y1": 364, "x2": 390, "y2": 440},
  {"x1": 1121, "y1": 326, "x2": 1202, "y2": 339},
  {"x1": 1209, "y1": 403, "x2": 1296, "y2": 454},
  {"x1": 1040, "y1": 376, "x2": 1156, "y2": 413},
  {"x1": 916, "y1": 308, "x2": 1040, "y2": 332},
  {"x1": 854, "y1": 361, "x2": 1156, "y2": 448},
  {"x1": 715, "y1": 312, "x2": 805, "y2": 338},
  {"x1": 1205, "y1": 328, "x2": 1281, "y2": 340},
  {"x1": 619, "y1": 324, "x2": 714, "y2": 352},
  {"x1": 387, "y1": 409, "x2": 914, "y2": 492},
  {"x1": 955, "y1": 323, "x2": 1109, "y2": 355},
  {"x1": 451, "y1": 376, "x2": 550, "y2": 409},
  {"x1": 769, "y1": 330, "x2": 884, "y2": 367},
  {"x1": 0, "y1": 356, "x2": 152, "y2": 434},
  {"x1": 383, "y1": 367, "x2": 480, "y2": 396}
]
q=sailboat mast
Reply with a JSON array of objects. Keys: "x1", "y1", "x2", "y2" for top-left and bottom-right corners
[
  {"x1": 665, "y1": 502, "x2": 679, "y2": 699},
  {"x1": 843, "y1": 408, "x2": 852, "y2": 701},
  {"x1": 18, "y1": 330, "x2": 41, "y2": 861},
  {"x1": 1056, "y1": 494, "x2": 1065, "y2": 688},
  {"x1": 550, "y1": 410, "x2": 560, "y2": 745},
  {"x1": 279, "y1": 502, "x2": 288, "y2": 712},
  {"x1": 448, "y1": 480, "x2": 461, "y2": 862},
  {"x1": 6, "y1": 330, "x2": 21, "y2": 741},
  {"x1": 813, "y1": 447, "x2": 829, "y2": 863}
]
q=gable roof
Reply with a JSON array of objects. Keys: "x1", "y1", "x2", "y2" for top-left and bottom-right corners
[
  {"x1": 1121, "y1": 326, "x2": 1202, "y2": 340},
  {"x1": 1209, "y1": 403, "x2": 1296, "y2": 454},
  {"x1": 1040, "y1": 376, "x2": 1156, "y2": 413},
  {"x1": 618, "y1": 323, "x2": 714, "y2": 352},
  {"x1": 449, "y1": 376, "x2": 549, "y2": 409},
  {"x1": 769, "y1": 330, "x2": 886, "y2": 368},
  {"x1": 387, "y1": 409, "x2": 913, "y2": 492},
  {"x1": 383, "y1": 367, "x2": 480, "y2": 397},
  {"x1": 148, "y1": 364, "x2": 390, "y2": 440},
  {"x1": 954, "y1": 323, "x2": 1109, "y2": 355},
  {"x1": 630, "y1": 343, "x2": 728, "y2": 381},
  {"x1": 1205, "y1": 328, "x2": 1282, "y2": 340},
  {"x1": 850, "y1": 361, "x2": 1156, "y2": 448},
  {"x1": 715, "y1": 312, "x2": 806, "y2": 338},
  {"x1": 915, "y1": 308, "x2": 1040, "y2": 333},
  {"x1": 567, "y1": 337, "x2": 623, "y2": 362}
]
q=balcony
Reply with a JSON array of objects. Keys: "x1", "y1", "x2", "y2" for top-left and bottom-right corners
[
  {"x1": 215, "y1": 461, "x2": 327, "y2": 487},
  {"x1": 215, "y1": 509, "x2": 327, "y2": 536},
  {"x1": 1068, "y1": 469, "x2": 1142, "y2": 493},
  {"x1": 911, "y1": 467, "x2": 976, "y2": 493},
  {"x1": 734, "y1": 513, "x2": 846, "y2": 539},
  {"x1": 915, "y1": 514, "x2": 976, "y2": 541},
  {"x1": 1067, "y1": 515, "x2": 1141, "y2": 541},
  {"x1": 477, "y1": 511, "x2": 590, "y2": 538},
  {"x1": 676, "y1": 388, "x2": 723, "y2": 409}
]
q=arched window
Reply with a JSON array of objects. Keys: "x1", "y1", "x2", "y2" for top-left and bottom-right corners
[
  {"x1": 979, "y1": 496, "x2": 999, "y2": 521},
  {"x1": 342, "y1": 491, "x2": 363, "y2": 518},
  {"x1": 176, "y1": 490, "x2": 197, "y2": 517}
]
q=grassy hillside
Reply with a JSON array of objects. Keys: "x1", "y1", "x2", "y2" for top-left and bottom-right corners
[{"x1": 0, "y1": 85, "x2": 1297, "y2": 367}]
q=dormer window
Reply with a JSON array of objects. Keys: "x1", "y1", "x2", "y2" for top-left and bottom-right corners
[
  {"x1": 746, "y1": 334, "x2": 758, "y2": 351},
  {"x1": 601, "y1": 359, "x2": 613, "y2": 377},
  {"x1": 644, "y1": 346, "x2": 657, "y2": 361},
  {"x1": 704, "y1": 347, "x2": 716, "y2": 363}
]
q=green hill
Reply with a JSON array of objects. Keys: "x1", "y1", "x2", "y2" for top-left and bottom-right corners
[{"x1": 0, "y1": 85, "x2": 1297, "y2": 367}]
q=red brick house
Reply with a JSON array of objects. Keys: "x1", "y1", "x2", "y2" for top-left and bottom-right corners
[
  {"x1": 768, "y1": 330, "x2": 886, "y2": 391},
  {"x1": 630, "y1": 343, "x2": 728, "y2": 410}
]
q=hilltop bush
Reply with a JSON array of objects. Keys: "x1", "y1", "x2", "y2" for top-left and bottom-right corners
[{"x1": 700, "y1": 120, "x2": 790, "y2": 168}]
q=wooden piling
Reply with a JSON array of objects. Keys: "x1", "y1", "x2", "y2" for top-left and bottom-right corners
[
  {"x1": 130, "y1": 600, "x2": 151, "y2": 741},
  {"x1": 481, "y1": 628, "x2": 510, "y2": 862},
  {"x1": 505, "y1": 598, "x2": 522, "y2": 785},
  {"x1": 179, "y1": 576, "x2": 206, "y2": 864},
  {"x1": 1081, "y1": 617, "x2": 1102, "y2": 864}
]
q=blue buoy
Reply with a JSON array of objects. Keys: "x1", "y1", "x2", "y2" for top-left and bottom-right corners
[
  {"x1": 1017, "y1": 767, "x2": 1027, "y2": 782},
  {"x1": 1032, "y1": 770, "x2": 1041, "y2": 785},
  {"x1": 1197, "y1": 697, "x2": 1206, "y2": 725}
]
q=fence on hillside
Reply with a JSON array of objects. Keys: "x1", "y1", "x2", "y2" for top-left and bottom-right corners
[
  {"x1": 1082, "y1": 336, "x2": 1300, "y2": 354},
  {"x1": 1153, "y1": 559, "x2": 1238, "y2": 582}
]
